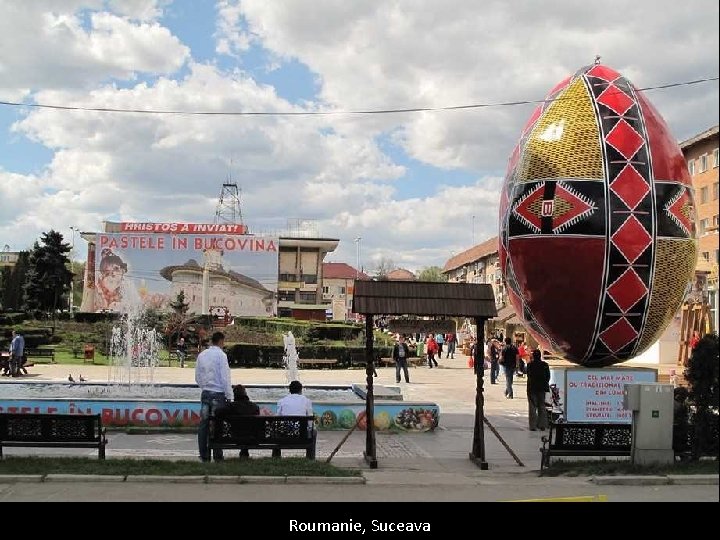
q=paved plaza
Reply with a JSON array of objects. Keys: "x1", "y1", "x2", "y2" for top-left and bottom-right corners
[{"x1": 3, "y1": 352, "x2": 717, "y2": 501}]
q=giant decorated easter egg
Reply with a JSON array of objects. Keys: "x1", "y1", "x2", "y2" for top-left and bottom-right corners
[{"x1": 499, "y1": 63, "x2": 697, "y2": 366}]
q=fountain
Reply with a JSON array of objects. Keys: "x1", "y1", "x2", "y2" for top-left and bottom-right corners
[
  {"x1": 282, "y1": 331, "x2": 299, "y2": 383},
  {"x1": 0, "y1": 314, "x2": 439, "y2": 432},
  {"x1": 107, "y1": 305, "x2": 161, "y2": 388}
]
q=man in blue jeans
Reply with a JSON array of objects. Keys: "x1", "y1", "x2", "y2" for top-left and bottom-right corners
[
  {"x1": 195, "y1": 331, "x2": 233, "y2": 462},
  {"x1": 500, "y1": 338, "x2": 518, "y2": 399}
]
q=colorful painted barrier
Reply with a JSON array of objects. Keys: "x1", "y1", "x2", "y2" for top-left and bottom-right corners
[{"x1": 0, "y1": 399, "x2": 439, "y2": 432}]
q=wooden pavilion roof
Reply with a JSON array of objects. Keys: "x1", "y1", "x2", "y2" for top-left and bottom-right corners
[{"x1": 352, "y1": 280, "x2": 497, "y2": 318}]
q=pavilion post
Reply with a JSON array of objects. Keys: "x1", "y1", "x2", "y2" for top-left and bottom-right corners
[
  {"x1": 363, "y1": 314, "x2": 377, "y2": 469},
  {"x1": 470, "y1": 316, "x2": 488, "y2": 469}
]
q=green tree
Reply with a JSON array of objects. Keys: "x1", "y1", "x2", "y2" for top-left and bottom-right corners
[
  {"x1": 2, "y1": 251, "x2": 29, "y2": 310},
  {"x1": 23, "y1": 230, "x2": 73, "y2": 314},
  {"x1": 685, "y1": 333, "x2": 719, "y2": 460},
  {"x1": 169, "y1": 290, "x2": 190, "y2": 315},
  {"x1": 417, "y1": 266, "x2": 448, "y2": 282}
]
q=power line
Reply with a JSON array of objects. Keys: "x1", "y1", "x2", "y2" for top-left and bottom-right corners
[{"x1": 0, "y1": 76, "x2": 716, "y2": 117}]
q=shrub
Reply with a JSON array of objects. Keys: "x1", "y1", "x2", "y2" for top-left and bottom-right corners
[{"x1": 685, "y1": 333, "x2": 720, "y2": 460}]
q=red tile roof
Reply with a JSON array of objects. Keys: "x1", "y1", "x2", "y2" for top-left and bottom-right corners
[
  {"x1": 323, "y1": 262, "x2": 369, "y2": 280},
  {"x1": 442, "y1": 236, "x2": 499, "y2": 273},
  {"x1": 386, "y1": 268, "x2": 416, "y2": 281}
]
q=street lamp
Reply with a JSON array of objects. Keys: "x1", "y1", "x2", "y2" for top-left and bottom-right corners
[
  {"x1": 69, "y1": 226, "x2": 79, "y2": 312},
  {"x1": 354, "y1": 237, "x2": 362, "y2": 279}
]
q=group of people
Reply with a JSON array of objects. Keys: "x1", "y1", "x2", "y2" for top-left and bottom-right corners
[
  {"x1": 1, "y1": 330, "x2": 27, "y2": 377},
  {"x1": 194, "y1": 331, "x2": 315, "y2": 462}
]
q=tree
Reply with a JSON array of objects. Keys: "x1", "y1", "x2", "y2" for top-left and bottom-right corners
[
  {"x1": 169, "y1": 290, "x2": 190, "y2": 315},
  {"x1": 373, "y1": 256, "x2": 396, "y2": 280},
  {"x1": 23, "y1": 230, "x2": 73, "y2": 314},
  {"x1": 685, "y1": 333, "x2": 719, "y2": 460},
  {"x1": 417, "y1": 266, "x2": 448, "y2": 282},
  {"x1": 2, "y1": 251, "x2": 29, "y2": 310}
]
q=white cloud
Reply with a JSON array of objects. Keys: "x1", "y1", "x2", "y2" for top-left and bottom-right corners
[
  {"x1": 0, "y1": 0, "x2": 188, "y2": 98},
  {"x1": 1, "y1": 1, "x2": 718, "y2": 273},
  {"x1": 236, "y1": 0, "x2": 719, "y2": 168}
]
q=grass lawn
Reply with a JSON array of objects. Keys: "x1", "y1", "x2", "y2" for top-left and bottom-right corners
[
  {"x1": 0, "y1": 456, "x2": 360, "y2": 477},
  {"x1": 543, "y1": 459, "x2": 719, "y2": 477},
  {"x1": 31, "y1": 348, "x2": 196, "y2": 369}
]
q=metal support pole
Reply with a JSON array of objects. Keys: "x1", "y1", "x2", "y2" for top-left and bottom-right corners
[
  {"x1": 364, "y1": 314, "x2": 377, "y2": 469},
  {"x1": 470, "y1": 316, "x2": 488, "y2": 469}
]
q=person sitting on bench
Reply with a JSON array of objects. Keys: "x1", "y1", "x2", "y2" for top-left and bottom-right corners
[
  {"x1": 220, "y1": 384, "x2": 260, "y2": 458},
  {"x1": 275, "y1": 380, "x2": 316, "y2": 459}
]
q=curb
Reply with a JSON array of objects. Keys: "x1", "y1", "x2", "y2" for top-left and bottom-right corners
[
  {"x1": 667, "y1": 474, "x2": 718, "y2": 486},
  {"x1": 592, "y1": 474, "x2": 718, "y2": 486},
  {"x1": 0, "y1": 474, "x2": 44, "y2": 483},
  {"x1": 44, "y1": 474, "x2": 125, "y2": 482},
  {"x1": 0, "y1": 474, "x2": 366, "y2": 485}
]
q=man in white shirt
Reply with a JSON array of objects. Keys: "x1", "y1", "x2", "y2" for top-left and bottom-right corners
[
  {"x1": 195, "y1": 331, "x2": 233, "y2": 462},
  {"x1": 275, "y1": 380, "x2": 316, "y2": 459}
]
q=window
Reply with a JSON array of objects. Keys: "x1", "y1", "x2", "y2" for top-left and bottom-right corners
[
  {"x1": 322, "y1": 286, "x2": 329, "y2": 294},
  {"x1": 702, "y1": 252, "x2": 710, "y2": 261},
  {"x1": 716, "y1": 249, "x2": 720, "y2": 264},
  {"x1": 713, "y1": 182, "x2": 719, "y2": 200},
  {"x1": 701, "y1": 186, "x2": 709, "y2": 203},
  {"x1": 278, "y1": 291, "x2": 295, "y2": 302},
  {"x1": 700, "y1": 218, "x2": 709, "y2": 234},
  {"x1": 714, "y1": 148, "x2": 719, "y2": 168},
  {"x1": 714, "y1": 215, "x2": 719, "y2": 229},
  {"x1": 298, "y1": 292, "x2": 316, "y2": 303},
  {"x1": 699, "y1": 153, "x2": 708, "y2": 173},
  {"x1": 688, "y1": 159, "x2": 695, "y2": 176},
  {"x1": 339, "y1": 287, "x2": 346, "y2": 295}
]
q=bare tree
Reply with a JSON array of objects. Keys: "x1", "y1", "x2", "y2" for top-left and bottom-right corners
[{"x1": 373, "y1": 256, "x2": 396, "y2": 280}]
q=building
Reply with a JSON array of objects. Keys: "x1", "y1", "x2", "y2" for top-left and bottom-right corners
[
  {"x1": 322, "y1": 262, "x2": 369, "y2": 320},
  {"x1": 386, "y1": 268, "x2": 416, "y2": 281},
  {"x1": 277, "y1": 237, "x2": 340, "y2": 318},
  {"x1": 681, "y1": 125, "x2": 719, "y2": 331},
  {"x1": 0, "y1": 251, "x2": 20, "y2": 268},
  {"x1": 443, "y1": 237, "x2": 505, "y2": 307}
]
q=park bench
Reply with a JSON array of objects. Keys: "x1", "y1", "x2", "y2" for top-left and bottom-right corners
[
  {"x1": 539, "y1": 422, "x2": 631, "y2": 472},
  {"x1": 208, "y1": 414, "x2": 316, "y2": 460},
  {"x1": 297, "y1": 358, "x2": 337, "y2": 369},
  {"x1": 24, "y1": 348, "x2": 55, "y2": 364},
  {"x1": 0, "y1": 413, "x2": 107, "y2": 459}
]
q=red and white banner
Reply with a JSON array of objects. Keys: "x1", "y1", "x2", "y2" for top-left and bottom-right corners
[{"x1": 118, "y1": 222, "x2": 248, "y2": 234}]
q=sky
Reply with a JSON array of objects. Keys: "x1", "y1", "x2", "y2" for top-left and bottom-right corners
[{"x1": 0, "y1": 0, "x2": 718, "y2": 272}]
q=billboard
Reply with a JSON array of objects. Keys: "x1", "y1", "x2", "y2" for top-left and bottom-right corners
[
  {"x1": 93, "y1": 232, "x2": 278, "y2": 316},
  {"x1": 565, "y1": 368, "x2": 657, "y2": 423}
]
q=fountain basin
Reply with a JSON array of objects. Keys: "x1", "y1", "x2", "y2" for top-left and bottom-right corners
[{"x1": 0, "y1": 381, "x2": 439, "y2": 432}]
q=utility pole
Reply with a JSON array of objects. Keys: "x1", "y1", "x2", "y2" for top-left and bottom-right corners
[
  {"x1": 69, "y1": 226, "x2": 78, "y2": 313},
  {"x1": 355, "y1": 237, "x2": 362, "y2": 279}
]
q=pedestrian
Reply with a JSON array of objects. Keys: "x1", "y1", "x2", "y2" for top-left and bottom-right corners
[
  {"x1": 499, "y1": 337, "x2": 518, "y2": 398},
  {"x1": 195, "y1": 331, "x2": 232, "y2": 462},
  {"x1": 426, "y1": 334, "x2": 439, "y2": 368},
  {"x1": 393, "y1": 335, "x2": 411, "y2": 383},
  {"x1": 526, "y1": 349, "x2": 550, "y2": 430},
  {"x1": 176, "y1": 336, "x2": 187, "y2": 368},
  {"x1": 219, "y1": 384, "x2": 260, "y2": 458},
  {"x1": 489, "y1": 339, "x2": 501, "y2": 384},
  {"x1": 445, "y1": 332, "x2": 456, "y2": 359},
  {"x1": 9, "y1": 330, "x2": 25, "y2": 378},
  {"x1": 516, "y1": 340, "x2": 529, "y2": 378},
  {"x1": 435, "y1": 333, "x2": 444, "y2": 359}
]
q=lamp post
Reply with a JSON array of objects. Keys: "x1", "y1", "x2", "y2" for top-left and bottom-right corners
[
  {"x1": 354, "y1": 236, "x2": 361, "y2": 279},
  {"x1": 69, "y1": 226, "x2": 78, "y2": 313}
]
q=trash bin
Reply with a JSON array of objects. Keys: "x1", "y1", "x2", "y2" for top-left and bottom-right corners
[{"x1": 83, "y1": 344, "x2": 95, "y2": 363}]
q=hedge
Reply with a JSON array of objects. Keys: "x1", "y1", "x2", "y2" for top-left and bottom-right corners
[
  {"x1": 0, "y1": 312, "x2": 28, "y2": 325},
  {"x1": 74, "y1": 312, "x2": 120, "y2": 324},
  {"x1": 226, "y1": 343, "x2": 393, "y2": 368}
]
